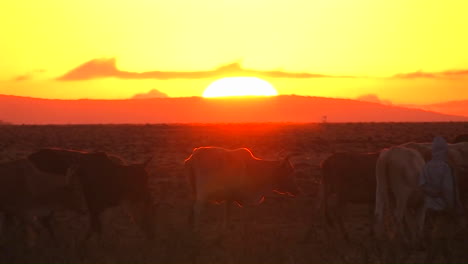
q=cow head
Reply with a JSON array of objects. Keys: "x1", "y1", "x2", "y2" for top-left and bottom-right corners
[
  {"x1": 122, "y1": 157, "x2": 157, "y2": 241},
  {"x1": 272, "y1": 157, "x2": 299, "y2": 197},
  {"x1": 28, "y1": 148, "x2": 73, "y2": 175}
]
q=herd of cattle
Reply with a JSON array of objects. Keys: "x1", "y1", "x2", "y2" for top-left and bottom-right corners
[{"x1": 1, "y1": 134, "x2": 468, "y2": 261}]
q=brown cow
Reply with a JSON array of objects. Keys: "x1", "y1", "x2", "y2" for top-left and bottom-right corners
[
  {"x1": 302, "y1": 151, "x2": 379, "y2": 243},
  {"x1": 0, "y1": 159, "x2": 85, "y2": 247},
  {"x1": 27, "y1": 148, "x2": 156, "y2": 243},
  {"x1": 454, "y1": 134, "x2": 468, "y2": 144},
  {"x1": 184, "y1": 147, "x2": 298, "y2": 232}
]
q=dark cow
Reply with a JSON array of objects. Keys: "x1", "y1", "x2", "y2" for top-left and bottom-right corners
[
  {"x1": 304, "y1": 151, "x2": 379, "y2": 242},
  {"x1": 28, "y1": 148, "x2": 156, "y2": 243},
  {"x1": 184, "y1": 147, "x2": 298, "y2": 231},
  {"x1": 454, "y1": 134, "x2": 468, "y2": 144},
  {"x1": 0, "y1": 159, "x2": 85, "y2": 247}
]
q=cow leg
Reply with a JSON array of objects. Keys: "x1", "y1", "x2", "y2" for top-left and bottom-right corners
[
  {"x1": 223, "y1": 200, "x2": 232, "y2": 230},
  {"x1": 121, "y1": 200, "x2": 156, "y2": 241},
  {"x1": 301, "y1": 186, "x2": 325, "y2": 244},
  {"x1": 395, "y1": 193, "x2": 410, "y2": 246},
  {"x1": 414, "y1": 205, "x2": 426, "y2": 248},
  {"x1": 323, "y1": 193, "x2": 348, "y2": 243},
  {"x1": 20, "y1": 216, "x2": 41, "y2": 249},
  {"x1": 24, "y1": 224, "x2": 37, "y2": 249},
  {"x1": 39, "y1": 212, "x2": 58, "y2": 245},
  {"x1": 1, "y1": 213, "x2": 17, "y2": 245},
  {"x1": 212, "y1": 200, "x2": 233, "y2": 246},
  {"x1": 336, "y1": 202, "x2": 350, "y2": 242},
  {"x1": 327, "y1": 190, "x2": 350, "y2": 243},
  {"x1": 402, "y1": 204, "x2": 426, "y2": 250},
  {"x1": 367, "y1": 203, "x2": 375, "y2": 238},
  {"x1": 0, "y1": 213, "x2": 9, "y2": 239},
  {"x1": 90, "y1": 213, "x2": 103, "y2": 241},
  {"x1": 190, "y1": 200, "x2": 204, "y2": 232},
  {"x1": 82, "y1": 213, "x2": 102, "y2": 245},
  {"x1": 424, "y1": 233, "x2": 451, "y2": 263},
  {"x1": 424, "y1": 227, "x2": 440, "y2": 264},
  {"x1": 441, "y1": 239, "x2": 453, "y2": 264},
  {"x1": 390, "y1": 193, "x2": 414, "y2": 263},
  {"x1": 188, "y1": 200, "x2": 205, "y2": 264},
  {"x1": 301, "y1": 222, "x2": 317, "y2": 244},
  {"x1": 241, "y1": 204, "x2": 259, "y2": 238},
  {"x1": 425, "y1": 213, "x2": 454, "y2": 264}
]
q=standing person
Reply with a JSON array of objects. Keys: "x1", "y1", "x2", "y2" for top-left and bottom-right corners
[{"x1": 419, "y1": 136, "x2": 463, "y2": 263}]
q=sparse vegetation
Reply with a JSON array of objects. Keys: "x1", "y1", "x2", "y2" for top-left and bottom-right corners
[{"x1": 1, "y1": 122, "x2": 468, "y2": 263}]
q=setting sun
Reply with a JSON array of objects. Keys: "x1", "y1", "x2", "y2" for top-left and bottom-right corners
[{"x1": 202, "y1": 77, "x2": 278, "y2": 98}]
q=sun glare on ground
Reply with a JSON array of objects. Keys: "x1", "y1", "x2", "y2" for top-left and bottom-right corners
[{"x1": 202, "y1": 77, "x2": 278, "y2": 98}]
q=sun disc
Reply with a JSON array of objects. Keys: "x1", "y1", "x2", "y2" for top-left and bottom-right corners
[{"x1": 203, "y1": 77, "x2": 278, "y2": 98}]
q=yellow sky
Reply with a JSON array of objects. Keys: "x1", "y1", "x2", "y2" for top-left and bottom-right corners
[{"x1": 1, "y1": 0, "x2": 468, "y2": 104}]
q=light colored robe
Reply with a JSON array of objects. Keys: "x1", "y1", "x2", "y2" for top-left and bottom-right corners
[{"x1": 419, "y1": 136, "x2": 458, "y2": 211}]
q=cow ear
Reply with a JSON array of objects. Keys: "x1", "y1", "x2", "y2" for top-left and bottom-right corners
[{"x1": 142, "y1": 156, "x2": 153, "y2": 168}]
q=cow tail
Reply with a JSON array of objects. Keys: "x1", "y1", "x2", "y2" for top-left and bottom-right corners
[
  {"x1": 374, "y1": 149, "x2": 389, "y2": 238},
  {"x1": 184, "y1": 157, "x2": 196, "y2": 199}
]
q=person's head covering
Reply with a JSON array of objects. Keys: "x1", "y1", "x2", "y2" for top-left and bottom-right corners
[{"x1": 432, "y1": 136, "x2": 448, "y2": 161}]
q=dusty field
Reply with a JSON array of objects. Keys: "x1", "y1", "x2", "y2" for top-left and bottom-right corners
[{"x1": 1, "y1": 122, "x2": 468, "y2": 263}]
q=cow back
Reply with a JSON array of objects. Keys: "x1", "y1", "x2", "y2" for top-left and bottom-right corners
[
  {"x1": 322, "y1": 152, "x2": 379, "y2": 204},
  {"x1": 74, "y1": 152, "x2": 151, "y2": 212},
  {"x1": 0, "y1": 159, "x2": 84, "y2": 214},
  {"x1": 454, "y1": 134, "x2": 468, "y2": 144},
  {"x1": 185, "y1": 147, "x2": 286, "y2": 204},
  {"x1": 28, "y1": 148, "x2": 85, "y2": 175}
]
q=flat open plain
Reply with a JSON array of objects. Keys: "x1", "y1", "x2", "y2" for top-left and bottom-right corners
[{"x1": 1, "y1": 122, "x2": 468, "y2": 263}]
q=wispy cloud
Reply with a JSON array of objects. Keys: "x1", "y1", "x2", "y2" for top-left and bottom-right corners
[
  {"x1": 14, "y1": 69, "x2": 46, "y2": 81},
  {"x1": 392, "y1": 69, "x2": 468, "y2": 79},
  {"x1": 57, "y1": 58, "x2": 355, "y2": 81},
  {"x1": 131, "y1": 89, "x2": 169, "y2": 99}
]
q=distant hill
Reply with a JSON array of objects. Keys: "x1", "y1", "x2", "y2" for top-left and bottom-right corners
[
  {"x1": 402, "y1": 100, "x2": 468, "y2": 118},
  {"x1": 0, "y1": 94, "x2": 467, "y2": 124}
]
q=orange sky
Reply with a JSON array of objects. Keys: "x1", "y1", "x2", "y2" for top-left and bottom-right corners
[{"x1": 1, "y1": 0, "x2": 468, "y2": 104}]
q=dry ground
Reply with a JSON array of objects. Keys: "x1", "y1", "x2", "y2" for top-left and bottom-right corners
[{"x1": 1, "y1": 122, "x2": 468, "y2": 263}]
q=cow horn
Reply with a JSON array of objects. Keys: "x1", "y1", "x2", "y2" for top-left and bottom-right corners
[
  {"x1": 143, "y1": 156, "x2": 153, "y2": 167},
  {"x1": 282, "y1": 154, "x2": 295, "y2": 166},
  {"x1": 284, "y1": 152, "x2": 302, "y2": 162}
]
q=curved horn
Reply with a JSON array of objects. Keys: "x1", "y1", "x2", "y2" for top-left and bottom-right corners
[
  {"x1": 282, "y1": 153, "x2": 296, "y2": 167},
  {"x1": 283, "y1": 151, "x2": 303, "y2": 162},
  {"x1": 143, "y1": 156, "x2": 153, "y2": 168}
]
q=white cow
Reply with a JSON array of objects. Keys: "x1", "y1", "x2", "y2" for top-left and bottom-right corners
[
  {"x1": 184, "y1": 147, "x2": 298, "y2": 231},
  {"x1": 375, "y1": 141, "x2": 468, "y2": 262},
  {"x1": 374, "y1": 146, "x2": 426, "y2": 246}
]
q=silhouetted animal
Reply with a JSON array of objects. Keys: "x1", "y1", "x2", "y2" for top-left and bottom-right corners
[
  {"x1": 28, "y1": 148, "x2": 156, "y2": 243},
  {"x1": 454, "y1": 134, "x2": 468, "y2": 144},
  {"x1": 0, "y1": 159, "x2": 85, "y2": 247},
  {"x1": 374, "y1": 146, "x2": 429, "y2": 263},
  {"x1": 184, "y1": 147, "x2": 298, "y2": 231},
  {"x1": 304, "y1": 151, "x2": 379, "y2": 242}
]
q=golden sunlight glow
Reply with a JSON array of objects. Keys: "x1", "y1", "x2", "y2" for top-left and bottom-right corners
[
  {"x1": 1, "y1": 0, "x2": 468, "y2": 104},
  {"x1": 202, "y1": 77, "x2": 278, "y2": 98}
]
